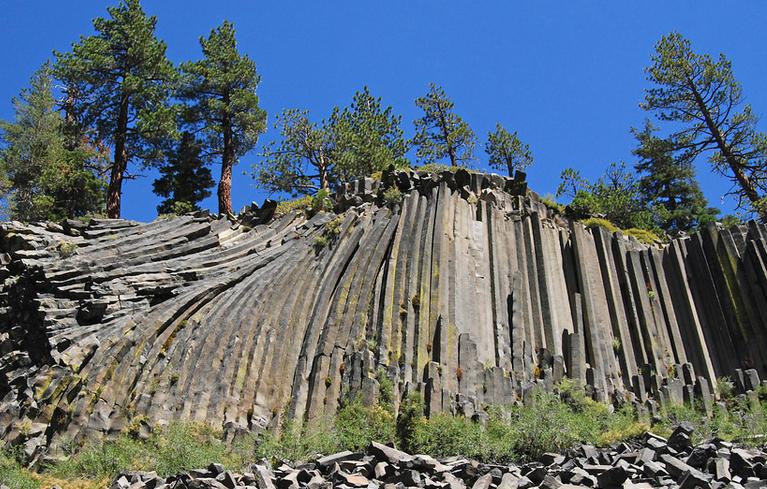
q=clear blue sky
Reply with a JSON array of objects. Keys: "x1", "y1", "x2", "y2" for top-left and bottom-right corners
[{"x1": 1, "y1": 1, "x2": 766, "y2": 222}]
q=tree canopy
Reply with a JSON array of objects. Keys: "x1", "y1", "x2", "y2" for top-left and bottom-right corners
[
  {"x1": 253, "y1": 87, "x2": 407, "y2": 196},
  {"x1": 0, "y1": 64, "x2": 103, "y2": 221},
  {"x1": 54, "y1": 0, "x2": 177, "y2": 218},
  {"x1": 178, "y1": 20, "x2": 266, "y2": 216},
  {"x1": 632, "y1": 121, "x2": 719, "y2": 234},
  {"x1": 413, "y1": 83, "x2": 476, "y2": 167},
  {"x1": 153, "y1": 132, "x2": 215, "y2": 215},
  {"x1": 642, "y1": 32, "x2": 767, "y2": 220},
  {"x1": 485, "y1": 123, "x2": 533, "y2": 177}
]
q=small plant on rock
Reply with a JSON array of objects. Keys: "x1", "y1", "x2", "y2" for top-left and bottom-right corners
[{"x1": 383, "y1": 186, "x2": 403, "y2": 205}]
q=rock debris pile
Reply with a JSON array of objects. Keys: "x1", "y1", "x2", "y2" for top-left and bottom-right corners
[{"x1": 107, "y1": 430, "x2": 767, "y2": 489}]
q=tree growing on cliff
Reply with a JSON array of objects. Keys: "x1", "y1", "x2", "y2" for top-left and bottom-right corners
[
  {"x1": 557, "y1": 162, "x2": 653, "y2": 230},
  {"x1": 54, "y1": 0, "x2": 177, "y2": 218},
  {"x1": 413, "y1": 83, "x2": 476, "y2": 167},
  {"x1": 254, "y1": 88, "x2": 407, "y2": 196},
  {"x1": 0, "y1": 64, "x2": 103, "y2": 221},
  {"x1": 329, "y1": 86, "x2": 409, "y2": 183},
  {"x1": 254, "y1": 109, "x2": 335, "y2": 196},
  {"x1": 643, "y1": 32, "x2": 767, "y2": 220},
  {"x1": 153, "y1": 132, "x2": 215, "y2": 215},
  {"x1": 632, "y1": 121, "x2": 719, "y2": 234},
  {"x1": 485, "y1": 123, "x2": 533, "y2": 177},
  {"x1": 178, "y1": 20, "x2": 267, "y2": 217}
]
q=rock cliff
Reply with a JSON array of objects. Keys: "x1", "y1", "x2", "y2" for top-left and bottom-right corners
[{"x1": 1, "y1": 168, "x2": 766, "y2": 462}]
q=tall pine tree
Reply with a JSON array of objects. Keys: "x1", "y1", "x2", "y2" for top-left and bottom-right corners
[
  {"x1": 643, "y1": 32, "x2": 767, "y2": 220},
  {"x1": 153, "y1": 132, "x2": 214, "y2": 215},
  {"x1": 0, "y1": 63, "x2": 103, "y2": 221},
  {"x1": 328, "y1": 86, "x2": 409, "y2": 183},
  {"x1": 413, "y1": 83, "x2": 476, "y2": 167},
  {"x1": 178, "y1": 21, "x2": 266, "y2": 217},
  {"x1": 54, "y1": 0, "x2": 177, "y2": 218},
  {"x1": 633, "y1": 122, "x2": 719, "y2": 234},
  {"x1": 485, "y1": 123, "x2": 533, "y2": 177}
]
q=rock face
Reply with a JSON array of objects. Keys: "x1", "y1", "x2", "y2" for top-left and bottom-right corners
[
  {"x1": 1, "y1": 168, "x2": 766, "y2": 460},
  {"x1": 107, "y1": 431, "x2": 767, "y2": 489}
]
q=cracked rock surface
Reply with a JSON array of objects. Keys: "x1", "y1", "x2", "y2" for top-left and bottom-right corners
[{"x1": 1, "y1": 168, "x2": 766, "y2": 462}]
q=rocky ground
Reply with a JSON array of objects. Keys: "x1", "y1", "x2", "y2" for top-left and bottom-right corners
[{"x1": 96, "y1": 426, "x2": 766, "y2": 489}]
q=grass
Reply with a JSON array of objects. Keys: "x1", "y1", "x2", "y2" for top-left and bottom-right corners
[
  {"x1": 274, "y1": 195, "x2": 313, "y2": 218},
  {"x1": 580, "y1": 218, "x2": 662, "y2": 245},
  {"x1": 540, "y1": 194, "x2": 565, "y2": 214},
  {"x1": 8, "y1": 380, "x2": 767, "y2": 486}
]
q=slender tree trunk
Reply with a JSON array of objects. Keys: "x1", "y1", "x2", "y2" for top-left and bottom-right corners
[
  {"x1": 319, "y1": 150, "x2": 329, "y2": 190},
  {"x1": 687, "y1": 77, "x2": 765, "y2": 220},
  {"x1": 106, "y1": 93, "x2": 129, "y2": 218},
  {"x1": 219, "y1": 107, "x2": 234, "y2": 216}
]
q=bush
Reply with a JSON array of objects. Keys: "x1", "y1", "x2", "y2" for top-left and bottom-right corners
[
  {"x1": 382, "y1": 187, "x2": 403, "y2": 205},
  {"x1": 335, "y1": 400, "x2": 396, "y2": 451},
  {"x1": 275, "y1": 195, "x2": 313, "y2": 217},
  {"x1": 540, "y1": 194, "x2": 565, "y2": 214},
  {"x1": 623, "y1": 227, "x2": 661, "y2": 245},
  {"x1": 311, "y1": 189, "x2": 334, "y2": 214},
  {"x1": 580, "y1": 217, "x2": 619, "y2": 234}
]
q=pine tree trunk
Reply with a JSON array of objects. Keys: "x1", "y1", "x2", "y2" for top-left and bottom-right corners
[
  {"x1": 687, "y1": 77, "x2": 766, "y2": 221},
  {"x1": 106, "y1": 93, "x2": 129, "y2": 218},
  {"x1": 218, "y1": 111, "x2": 234, "y2": 216}
]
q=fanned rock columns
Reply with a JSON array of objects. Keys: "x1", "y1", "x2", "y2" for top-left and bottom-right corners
[{"x1": 1, "y1": 169, "x2": 766, "y2": 462}]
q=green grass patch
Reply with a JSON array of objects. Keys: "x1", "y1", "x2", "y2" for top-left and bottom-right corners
[{"x1": 1, "y1": 450, "x2": 39, "y2": 489}]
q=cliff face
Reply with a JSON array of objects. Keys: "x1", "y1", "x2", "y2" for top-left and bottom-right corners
[{"x1": 1, "y1": 169, "x2": 766, "y2": 462}]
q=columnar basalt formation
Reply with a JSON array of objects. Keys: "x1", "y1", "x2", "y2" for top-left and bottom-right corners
[{"x1": 1, "y1": 168, "x2": 766, "y2": 461}]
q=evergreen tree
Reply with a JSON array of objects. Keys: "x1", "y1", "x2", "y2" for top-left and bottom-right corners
[
  {"x1": 0, "y1": 64, "x2": 103, "y2": 221},
  {"x1": 54, "y1": 0, "x2": 177, "y2": 218},
  {"x1": 413, "y1": 83, "x2": 475, "y2": 167},
  {"x1": 557, "y1": 162, "x2": 652, "y2": 230},
  {"x1": 153, "y1": 132, "x2": 214, "y2": 215},
  {"x1": 485, "y1": 123, "x2": 533, "y2": 177},
  {"x1": 178, "y1": 20, "x2": 266, "y2": 217},
  {"x1": 633, "y1": 121, "x2": 719, "y2": 234},
  {"x1": 253, "y1": 109, "x2": 334, "y2": 196},
  {"x1": 329, "y1": 86, "x2": 409, "y2": 183},
  {"x1": 643, "y1": 32, "x2": 767, "y2": 220},
  {"x1": 254, "y1": 88, "x2": 406, "y2": 197}
]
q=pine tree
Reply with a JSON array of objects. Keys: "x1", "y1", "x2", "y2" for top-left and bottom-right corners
[
  {"x1": 54, "y1": 0, "x2": 177, "y2": 218},
  {"x1": 643, "y1": 32, "x2": 767, "y2": 220},
  {"x1": 253, "y1": 109, "x2": 334, "y2": 196},
  {"x1": 413, "y1": 83, "x2": 476, "y2": 167},
  {"x1": 0, "y1": 63, "x2": 103, "y2": 221},
  {"x1": 178, "y1": 21, "x2": 266, "y2": 216},
  {"x1": 485, "y1": 123, "x2": 533, "y2": 177},
  {"x1": 329, "y1": 86, "x2": 409, "y2": 183},
  {"x1": 633, "y1": 121, "x2": 719, "y2": 234},
  {"x1": 153, "y1": 132, "x2": 215, "y2": 215}
]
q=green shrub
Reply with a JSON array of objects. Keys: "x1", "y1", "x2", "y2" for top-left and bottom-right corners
[
  {"x1": 540, "y1": 194, "x2": 565, "y2": 214},
  {"x1": 57, "y1": 240, "x2": 78, "y2": 258},
  {"x1": 623, "y1": 227, "x2": 661, "y2": 245},
  {"x1": 717, "y1": 377, "x2": 735, "y2": 400},
  {"x1": 414, "y1": 163, "x2": 471, "y2": 174},
  {"x1": 382, "y1": 187, "x2": 403, "y2": 205},
  {"x1": 396, "y1": 392, "x2": 425, "y2": 452},
  {"x1": 311, "y1": 189, "x2": 334, "y2": 214},
  {"x1": 580, "y1": 217, "x2": 619, "y2": 234},
  {"x1": 275, "y1": 195, "x2": 313, "y2": 217},
  {"x1": 335, "y1": 400, "x2": 396, "y2": 451},
  {"x1": 313, "y1": 235, "x2": 329, "y2": 249}
]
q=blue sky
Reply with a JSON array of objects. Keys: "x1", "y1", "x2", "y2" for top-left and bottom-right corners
[{"x1": 1, "y1": 1, "x2": 766, "y2": 222}]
